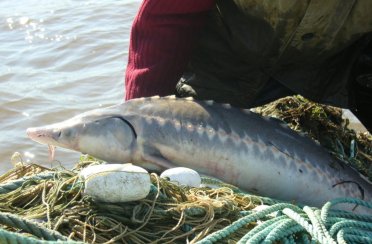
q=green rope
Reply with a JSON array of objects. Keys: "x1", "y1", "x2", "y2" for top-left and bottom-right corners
[
  {"x1": 0, "y1": 228, "x2": 82, "y2": 244},
  {"x1": 340, "y1": 228, "x2": 372, "y2": 238},
  {"x1": 268, "y1": 225, "x2": 306, "y2": 243},
  {"x1": 0, "y1": 172, "x2": 55, "y2": 194},
  {"x1": 245, "y1": 219, "x2": 291, "y2": 244},
  {"x1": 336, "y1": 228, "x2": 372, "y2": 244},
  {"x1": 239, "y1": 210, "x2": 254, "y2": 216},
  {"x1": 195, "y1": 203, "x2": 302, "y2": 243},
  {"x1": 320, "y1": 197, "x2": 372, "y2": 223},
  {"x1": 0, "y1": 212, "x2": 67, "y2": 241},
  {"x1": 238, "y1": 199, "x2": 372, "y2": 244},
  {"x1": 303, "y1": 207, "x2": 334, "y2": 242},
  {"x1": 282, "y1": 208, "x2": 337, "y2": 244},
  {"x1": 2, "y1": 170, "x2": 372, "y2": 244},
  {"x1": 238, "y1": 215, "x2": 288, "y2": 241},
  {"x1": 282, "y1": 234, "x2": 296, "y2": 244},
  {"x1": 343, "y1": 234, "x2": 372, "y2": 243},
  {"x1": 299, "y1": 233, "x2": 312, "y2": 244},
  {"x1": 327, "y1": 210, "x2": 372, "y2": 223},
  {"x1": 329, "y1": 219, "x2": 372, "y2": 237},
  {"x1": 196, "y1": 197, "x2": 372, "y2": 244},
  {"x1": 240, "y1": 216, "x2": 304, "y2": 243},
  {"x1": 336, "y1": 229, "x2": 347, "y2": 244},
  {"x1": 262, "y1": 219, "x2": 298, "y2": 243}
]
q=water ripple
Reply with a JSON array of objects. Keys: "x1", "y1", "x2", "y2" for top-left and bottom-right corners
[{"x1": 0, "y1": 0, "x2": 140, "y2": 172}]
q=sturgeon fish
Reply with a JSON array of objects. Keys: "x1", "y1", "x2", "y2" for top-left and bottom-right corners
[{"x1": 27, "y1": 96, "x2": 372, "y2": 214}]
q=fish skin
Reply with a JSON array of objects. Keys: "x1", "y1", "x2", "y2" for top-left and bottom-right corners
[{"x1": 27, "y1": 96, "x2": 372, "y2": 214}]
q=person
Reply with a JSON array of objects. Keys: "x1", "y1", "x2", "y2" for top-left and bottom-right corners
[{"x1": 125, "y1": 0, "x2": 372, "y2": 130}]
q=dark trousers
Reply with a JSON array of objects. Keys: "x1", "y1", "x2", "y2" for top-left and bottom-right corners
[
  {"x1": 351, "y1": 85, "x2": 372, "y2": 131},
  {"x1": 350, "y1": 54, "x2": 372, "y2": 131}
]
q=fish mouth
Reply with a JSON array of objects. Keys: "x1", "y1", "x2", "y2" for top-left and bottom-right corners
[
  {"x1": 26, "y1": 126, "x2": 57, "y2": 145},
  {"x1": 27, "y1": 127, "x2": 58, "y2": 161}
]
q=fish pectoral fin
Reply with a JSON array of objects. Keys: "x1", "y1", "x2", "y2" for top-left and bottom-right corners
[{"x1": 141, "y1": 147, "x2": 176, "y2": 170}]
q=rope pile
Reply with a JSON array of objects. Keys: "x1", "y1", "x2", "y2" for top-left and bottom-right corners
[
  {"x1": 0, "y1": 160, "x2": 371, "y2": 243},
  {"x1": 197, "y1": 198, "x2": 372, "y2": 244},
  {"x1": 0, "y1": 160, "x2": 260, "y2": 243}
]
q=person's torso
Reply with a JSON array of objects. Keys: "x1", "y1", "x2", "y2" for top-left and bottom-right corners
[{"x1": 188, "y1": 0, "x2": 372, "y2": 106}]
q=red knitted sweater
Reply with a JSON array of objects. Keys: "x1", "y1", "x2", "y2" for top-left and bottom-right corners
[{"x1": 124, "y1": 0, "x2": 215, "y2": 100}]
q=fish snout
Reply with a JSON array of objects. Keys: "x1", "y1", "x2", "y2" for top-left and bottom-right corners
[
  {"x1": 26, "y1": 127, "x2": 59, "y2": 144},
  {"x1": 26, "y1": 127, "x2": 41, "y2": 139}
]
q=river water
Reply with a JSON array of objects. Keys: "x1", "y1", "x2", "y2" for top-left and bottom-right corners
[{"x1": 0, "y1": 0, "x2": 141, "y2": 173}]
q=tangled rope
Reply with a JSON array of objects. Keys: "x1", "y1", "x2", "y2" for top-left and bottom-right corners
[
  {"x1": 0, "y1": 172, "x2": 55, "y2": 194},
  {"x1": 196, "y1": 198, "x2": 372, "y2": 244},
  {"x1": 0, "y1": 228, "x2": 83, "y2": 244},
  {"x1": 0, "y1": 169, "x2": 371, "y2": 243},
  {"x1": 0, "y1": 212, "x2": 67, "y2": 241}
]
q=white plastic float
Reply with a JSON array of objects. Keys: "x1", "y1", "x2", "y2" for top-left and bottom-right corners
[
  {"x1": 160, "y1": 167, "x2": 201, "y2": 187},
  {"x1": 79, "y1": 164, "x2": 151, "y2": 202}
]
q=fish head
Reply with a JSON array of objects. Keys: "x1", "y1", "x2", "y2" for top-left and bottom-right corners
[{"x1": 27, "y1": 108, "x2": 137, "y2": 163}]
